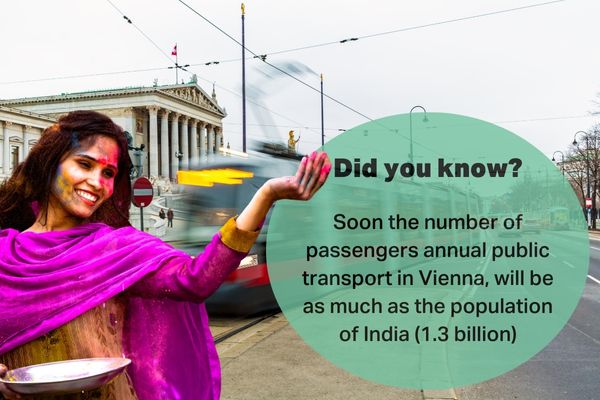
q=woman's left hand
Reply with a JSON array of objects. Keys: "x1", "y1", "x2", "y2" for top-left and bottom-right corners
[
  {"x1": 263, "y1": 151, "x2": 331, "y2": 202},
  {"x1": 235, "y1": 151, "x2": 331, "y2": 232}
]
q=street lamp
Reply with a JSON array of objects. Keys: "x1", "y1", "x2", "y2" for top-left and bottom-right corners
[
  {"x1": 409, "y1": 105, "x2": 428, "y2": 166},
  {"x1": 552, "y1": 150, "x2": 565, "y2": 175},
  {"x1": 125, "y1": 131, "x2": 145, "y2": 179},
  {"x1": 573, "y1": 130, "x2": 591, "y2": 227}
]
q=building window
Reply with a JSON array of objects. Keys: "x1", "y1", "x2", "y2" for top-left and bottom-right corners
[{"x1": 11, "y1": 145, "x2": 19, "y2": 171}]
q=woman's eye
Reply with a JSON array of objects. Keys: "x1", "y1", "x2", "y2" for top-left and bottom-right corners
[
  {"x1": 78, "y1": 160, "x2": 91, "y2": 169},
  {"x1": 103, "y1": 169, "x2": 115, "y2": 178}
]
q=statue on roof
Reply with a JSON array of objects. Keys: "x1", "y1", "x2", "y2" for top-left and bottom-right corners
[
  {"x1": 211, "y1": 82, "x2": 218, "y2": 104},
  {"x1": 288, "y1": 130, "x2": 300, "y2": 152}
]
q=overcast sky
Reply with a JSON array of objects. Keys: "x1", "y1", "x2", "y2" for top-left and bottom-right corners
[{"x1": 1, "y1": 0, "x2": 599, "y2": 158}]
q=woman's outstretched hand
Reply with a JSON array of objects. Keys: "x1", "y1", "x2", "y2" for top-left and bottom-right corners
[
  {"x1": 263, "y1": 151, "x2": 331, "y2": 202},
  {"x1": 235, "y1": 151, "x2": 331, "y2": 232}
]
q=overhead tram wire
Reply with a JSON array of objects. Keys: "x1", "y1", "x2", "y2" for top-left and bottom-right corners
[
  {"x1": 1, "y1": 0, "x2": 568, "y2": 86},
  {"x1": 174, "y1": 0, "x2": 568, "y2": 134},
  {"x1": 104, "y1": 0, "x2": 320, "y2": 140},
  {"x1": 175, "y1": 0, "x2": 377, "y2": 125},
  {"x1": 2, "y1": 0, "x2": 568, "y2": 86},
  {"x1": 1, "y1": 0, "x2": 573, "y2": 143},
  {"x1": 104, "y1": 0, "x2": 180, "y2": 66},
  {"x1": 184, "y1": 0, "x2": 567, "y2": 62},
  {"x1": 0, "y1": 67, "x2": 170, "y2": 85},
  {"x1": 356, "y1": 0, "x2": 566, "y2": 41}
]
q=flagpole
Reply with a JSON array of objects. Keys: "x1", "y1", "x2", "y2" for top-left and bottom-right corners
[
  {"x1": 175, "y1": 43, "x2": 179, "y2": 84},
  {"x1": 241, "y1": 3, "x2": 247, "y2": 153},
  {"x1": 320, "y1": 73, "x2": 324, "y2": 147}
]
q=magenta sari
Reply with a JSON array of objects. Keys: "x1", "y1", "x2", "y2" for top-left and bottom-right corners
[{"x1": 0, "y1": 222, "x2": 248, "y2": 399}]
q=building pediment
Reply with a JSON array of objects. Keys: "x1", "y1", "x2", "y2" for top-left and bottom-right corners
[
  {"x1": 159, "y1": 85, "x2": 224, "y2": 116},
  {"x1": 1, "y1": 84, "x2": 225, "y2": 117}
]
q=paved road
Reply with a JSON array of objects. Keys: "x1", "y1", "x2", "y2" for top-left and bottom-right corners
[
  {"x1": 456, "y1": 234, "x2": 600, "y2": 400},
  {"x1": 217, "y1": 233, "x2": 600, "y2": 399}
]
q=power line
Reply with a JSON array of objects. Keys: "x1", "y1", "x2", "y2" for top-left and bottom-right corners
[
  {"x1": 495, "y1": 114, "x2": 598, "y2": 124},
  {"x1": 0, "y1": 0, "x2": 568, "y2": 86},
  {"x1": 104, "y1": 0, "x2": 174, "y2": 64},
  {"x1": 1, "y1": 0, "x2": 322, "y2": 139},
  {"x1": 361, "y1": 1, "x2": 566, "y2": 40},
  {"x1": 175, "y1": 0, "x2": 568, "y2": 126},
  {"x1": 175, "y1": 0, "x2": 376, "y2": 123},
  {"x1": 187, "y1": 71, "x2": 324, "y2": 138},
  {"x1": 169, "y1": 0, "x2": 571, "y2": 65},
  {"x1": 253, "y1": 0, "x2": 568, "y2": 59},
  {"x1": 0, "y1": 66, "x2": 170, "y2": 85},
  {"x1": 225, "y1": 121, "x2": 346, "y2": 131}
]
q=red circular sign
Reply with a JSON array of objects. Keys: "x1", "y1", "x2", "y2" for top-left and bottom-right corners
[{"x1": 132, "y1": 177, "x2": 154, "y2": 208}]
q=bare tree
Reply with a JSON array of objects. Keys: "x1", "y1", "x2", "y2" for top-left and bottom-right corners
[{"x1": 564, "y1": 127, "x2": 600, "y2": 229}]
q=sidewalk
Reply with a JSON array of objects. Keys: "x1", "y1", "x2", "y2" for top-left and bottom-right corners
[{"x1": 219, "y1": 315, "x2": 437, "y2": 400}]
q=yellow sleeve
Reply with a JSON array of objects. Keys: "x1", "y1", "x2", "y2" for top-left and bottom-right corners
[{"x1": 219, "y1": 216, "x2": 260, "y2": 253}]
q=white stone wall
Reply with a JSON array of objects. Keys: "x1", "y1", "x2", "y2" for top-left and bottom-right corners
[
  {"x1": 1, "y1": 85, "x2": 226, "y2": 184},
  {"x1": 0, "y1": 107, "x2": 53, "y2": 181}
]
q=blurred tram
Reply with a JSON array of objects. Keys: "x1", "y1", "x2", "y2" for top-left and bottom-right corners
[
  {"x1": 177, "y1": 143, "x2": 300, "y2": 315},
  {"x1": 175, "y1": 143, "x2": 483, "y2": 315}
]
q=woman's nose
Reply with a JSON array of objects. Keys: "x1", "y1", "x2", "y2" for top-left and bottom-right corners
[{"x1": 86, "y1": 170, "x2": 103, "y2": 189}]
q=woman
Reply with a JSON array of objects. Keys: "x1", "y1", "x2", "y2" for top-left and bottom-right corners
[{"x1": 0, "y1": 110, "x2": 331, "y2": 399}]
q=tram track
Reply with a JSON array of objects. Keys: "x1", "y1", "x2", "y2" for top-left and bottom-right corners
[{"x1": 212, "y1": 311, "x2": 281, "y2": 344}]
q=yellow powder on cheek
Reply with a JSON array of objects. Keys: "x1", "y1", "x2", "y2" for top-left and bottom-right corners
[{"x1": 55, "y1": 174, "x2": 74, "y2": 202}]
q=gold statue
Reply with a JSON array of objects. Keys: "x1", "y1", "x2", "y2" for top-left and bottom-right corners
[{"x1": 288, "y1": 130, "x2": 300, "y2": 152}]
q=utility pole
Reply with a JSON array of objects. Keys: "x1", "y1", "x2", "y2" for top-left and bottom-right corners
[{"x1": 241, "y1": 3, "x2": 247, "y2": 152}]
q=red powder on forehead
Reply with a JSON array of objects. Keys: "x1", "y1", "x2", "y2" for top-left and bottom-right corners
[
  {"x1": 95, "y1": 156, "x2": 113, "y2": 167},
  {"x1": 75, "y1": 136, "x2": 120, "y2": 167}
]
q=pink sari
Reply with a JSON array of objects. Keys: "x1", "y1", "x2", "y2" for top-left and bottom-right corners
[{"x1": 0, "y1": 222, "x2": 248, "y2": 399}]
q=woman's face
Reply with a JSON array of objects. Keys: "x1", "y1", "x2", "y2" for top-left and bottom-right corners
[{"x1": 49, "y1": 136, "x2": 119, "y2": 224}]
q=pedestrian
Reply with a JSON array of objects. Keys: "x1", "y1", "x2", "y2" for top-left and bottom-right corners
[
  {"x1": 159, "y1": 208, "x2": 166, "y2": 220},
  {"x1": 0, "y1": 110, "x2": 331, "y2": 400},
  {"x1": 167, "y1": 208, "x2": 174, "y2": 228}
]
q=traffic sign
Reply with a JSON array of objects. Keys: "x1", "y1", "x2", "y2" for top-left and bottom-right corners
[
  {"x1": 586, "y1": 197, "x2": 592, "y2": 208},
  {"x1": 132, "y1": 177, "x2": 153, "y2": 208}
]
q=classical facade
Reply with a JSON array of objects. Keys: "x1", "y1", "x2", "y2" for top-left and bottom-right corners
[
  {"x1": 0, "y1": 83, "x2": 226, "y2": 182},
  {"x1": 0, "y1": 106, "x2": 55, "y2": 181}
]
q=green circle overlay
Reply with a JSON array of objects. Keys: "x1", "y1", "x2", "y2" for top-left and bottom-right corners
[{"x1": 266, "y1": 113, "x2": 589, "y2": 389}]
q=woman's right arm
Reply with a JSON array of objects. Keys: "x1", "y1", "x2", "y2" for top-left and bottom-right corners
[
  {"x1": 127, "y1": 219, "x2": 259, "y2": 302},
  {"x1": 127, "y1": 151, "x2": 330, "y2": 302}
]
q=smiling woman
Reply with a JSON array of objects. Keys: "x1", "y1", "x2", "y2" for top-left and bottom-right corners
[
  {"x1": 36, "y1": 136, "x2": 120, "y2": 232},
  {"x1": 0, "y1": 111, "x2": 133, "y2": 232},
  {"x1": 0, "y1": 110, "x2": 331, "y2": 399}
]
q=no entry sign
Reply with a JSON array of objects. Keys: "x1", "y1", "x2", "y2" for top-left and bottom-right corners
[{"x1": 132, "y1": 177, "x2": 153, "y2": 207}]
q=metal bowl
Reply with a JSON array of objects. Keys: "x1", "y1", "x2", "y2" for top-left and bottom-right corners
[{"x1": 0, "y1": 357, "x2": 131, "y2": 395}]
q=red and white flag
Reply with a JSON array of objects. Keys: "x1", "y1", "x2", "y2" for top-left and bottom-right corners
[{"x1": 171, "y1": 44, "x2": 177, "y2": 56}]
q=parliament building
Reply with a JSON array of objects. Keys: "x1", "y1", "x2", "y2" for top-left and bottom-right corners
[{"x1": 0, "y1": 82, "x2": 227, "y2": 184}]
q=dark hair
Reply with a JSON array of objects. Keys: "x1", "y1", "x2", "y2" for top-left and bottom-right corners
[{"x1": 0, "y1": 110, "x2": 133, "y2": 231}]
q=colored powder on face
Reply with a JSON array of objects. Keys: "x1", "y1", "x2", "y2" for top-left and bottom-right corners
[{"x1": 54, "y1": 170, "x2": 74, "y2": 204}]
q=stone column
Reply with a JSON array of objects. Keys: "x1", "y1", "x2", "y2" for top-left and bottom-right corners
[
  {"x1": 207, "y1": 124, "x2": 214, "y2": 155},
  {"x1": 120, "y1": 107, "x2": 136, "y2": 135},
  {"x1": 190, "y1": 120, "x2": 199, "y2": 162},
  {"x1": 147, "y1": 106, "x2": 159, "y2": 177},
  {"x1": 180, "y1": 116, "x2": 189, "y2": 170},
  {"x1": 160, "y1": 110, "x2": 170, "y2": 178},
  {"x1": 198, "y1": 122, "x2": 207, "y2": 159},
  {"x1": 23, "y1": 125, "x2": 32, "y2": 159},
  {"x1": 2, "y1": 122, "x2": 10, "y2": 176},
  {"x1": 171, "y1": 113, "x2": 180, "y2": 177},
  {"x1": 215, "y1": 126, "x2": 222, "y2": 152}
]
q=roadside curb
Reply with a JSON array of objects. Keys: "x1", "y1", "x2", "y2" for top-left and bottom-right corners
[
  {"x1": 422, "y1": 388, "x2": 457, "y2": 400},
  {"x1": 216, "y1": 313, "x2": 288, "y2": 366},
  {"x1": 589, "y1": 230, "x2": 600, "y2": 239}
]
